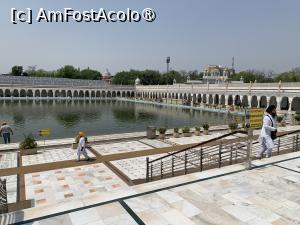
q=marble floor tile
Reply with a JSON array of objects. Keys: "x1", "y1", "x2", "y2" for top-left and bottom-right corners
[
  {"x1": 25, "y1": 163, "x2": 128, "y2": 208},
  {"x1": 22, "y1": 147, "x2": 94, "y2": 166}
]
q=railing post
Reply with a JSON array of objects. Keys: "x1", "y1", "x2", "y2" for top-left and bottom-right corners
[
  {"x1": 296, "y1": 134, "x2": 299, "y2": 152},
  {"x1": 230, "y1": 144, "x2": 233, "y2": 165},
  {"x1": 184, "y1": 151, "x2": 187, "y2": 174},
  {"x1": 160, "y1": 160, "x2": 163, "y2": 179},
  {"x1": 146, "y1": 157, "x2": 149, "y2": 182},
  {"x1": 218, "y1": 144, "x2": 222, "y2": 168},
  {"x1": 292, "y1": 136, "x2": 296, "y2": 152},
  {"x1": 171, "y1": 155, "x2": 174, "y2": 176},
  {"x1": 277, "y1": 138, "x2": 280, "y2": 155},
  {"x1": 245, "y1": 129, "x2": 253, "y2": 170},
  {"x1": 200, "y1": 148, "x2": 203, "y2": 172},
  {"x1": 150, "y1": 164, "x2": 153, "y2": 182}
]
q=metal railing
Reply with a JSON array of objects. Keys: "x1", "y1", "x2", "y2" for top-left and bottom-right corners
[
  {"x1": 251, "y1": 130, "x2": 300, "y2": 155},
  {"x1": 0, "y1": 178, "x2": 8, "y2": 214},
  {"x1": 146, "y1": 130, "x2": 300, "y2": 182}
]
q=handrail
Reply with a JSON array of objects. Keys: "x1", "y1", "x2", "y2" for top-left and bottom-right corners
[
  {"x1": 148, "y1": 130, "x2": 248, "y2": 163},
  {"x1": 252, "y1": 129, "x2": 300, "y2": 145},
  {"x1": 146, "y1": 128, "x2": 300, "y2": 182}
]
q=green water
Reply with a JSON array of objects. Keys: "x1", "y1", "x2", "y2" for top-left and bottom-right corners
[{"x1": 0, "y1": 100, "x2": 238, "y2": 143}]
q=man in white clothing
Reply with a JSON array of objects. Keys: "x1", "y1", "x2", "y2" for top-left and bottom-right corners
[
  {"x1": 77, "y1": 131, "x2": 91, "y2": 162},
  {"x1": 257, "y1": 105, "x2": 277, "y2": 158}
]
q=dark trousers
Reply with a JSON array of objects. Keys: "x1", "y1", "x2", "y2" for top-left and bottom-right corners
[{"x1": 2, "y1": 133, "x2": 11, "y2": 144}]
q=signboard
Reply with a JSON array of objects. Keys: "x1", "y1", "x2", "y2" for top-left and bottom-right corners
[
  {"x1": 249, "y1": 108, "x2": 264, "y2": 129},
  {"x1": 39, "y1": 128, "x2": 51, "y2": 137}
]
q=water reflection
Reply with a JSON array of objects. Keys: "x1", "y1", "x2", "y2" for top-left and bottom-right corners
[
  {"x1": 56, "y1": 113, "x2": 81, "y2": 127},
  {"x1": 0, "y1": 100, "x2": 238, "y2": 142},
  {"x1": 113, "y1": 107, "x2": 136, "y2": 122},
  {"x1": 13, "y1": 113, "x2": 25, "y2": 127}
]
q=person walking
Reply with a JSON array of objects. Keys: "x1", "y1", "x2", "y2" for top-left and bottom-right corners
[
  {"x1": 0, "y1": 122, "x2": 13, "y2": 144},
  {"x1": 257, "y1": 105, "x2": 277, "y2": 158},
  {"x1": 77, "y1": 131, "x2": 91, "y2": 162}
]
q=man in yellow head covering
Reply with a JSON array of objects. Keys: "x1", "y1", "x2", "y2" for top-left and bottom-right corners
[{"x1": 77, "y1": 131, "x2": 90, "y2": 161}]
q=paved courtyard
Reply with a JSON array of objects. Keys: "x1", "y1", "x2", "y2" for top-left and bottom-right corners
[
  {"x1": 92, "y1": 141, "x2": 152, "y2": 155},
  {"x1": 0, "y1": 152, "x2": 17, "y2": 169},
  {"x1": 0, "y1": 126, "x2": 299, "y2": 225},
  {"x1": 22, "y1": 148, "x2": 94, "y2": 166},
  {"x1": 125, "y1": 160, "x2": 300, "y2": 225},
  {"x1": 1, "y1": 153, "x2": 297, "y2": 225},
  {"x1": 25, "y1": 163, "x2": 129, "y2": 207}
]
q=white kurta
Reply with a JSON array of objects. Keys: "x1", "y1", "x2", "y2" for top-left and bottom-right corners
[
  {"x1": 258, "y1": 114, "x2": 277, "y2": 156},
  {"x1": 77, "y1": 137, "x2": 89, "y2": 160}
]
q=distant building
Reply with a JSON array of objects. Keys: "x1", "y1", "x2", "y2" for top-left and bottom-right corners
[
  {"x1": 102, "y1": 69, "x2": 113, "y2": 84},
  {"x1": 202, "y1": 65, "x2": 235, "y2": 84}
]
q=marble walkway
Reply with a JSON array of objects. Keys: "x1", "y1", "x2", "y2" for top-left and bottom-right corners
[{"x1": 0, "y1": 152, "x2": 299, "y2": 225}]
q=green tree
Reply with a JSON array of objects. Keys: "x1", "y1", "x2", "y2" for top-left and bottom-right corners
[
  {"x1": 113, "y1": 70, "x2": 138, "y2": 85},
  {"x1": 113, "y1": 70, "x2": 161, "y2": 85},
  {"x1": 80, "y1": 68, "x2": 102, "y2": 80},
  {"x1": 139, "y1": 70, "x2": 161, "y2": 85},
  {"x1": 11, "y1": 66, "x2": 23, "y2": 76},
  {"x1": 188, "y1": 70, "x2": 203, "y2": 80},
  {"x1": 27, "y1": 68, "x2": 54, "y2": 77},
  {"x1": 230, "y1": 70, "x2": 273, "y2": 83},
  {"x1": 159, "y1": 71, "x2": 185, "y2": 85},
  {"x1": 275, "y1": 71, "x2": 300, "y2": 82},
  {"x1": 56, "y1": 65, "x2": 80, "y2": 79}
]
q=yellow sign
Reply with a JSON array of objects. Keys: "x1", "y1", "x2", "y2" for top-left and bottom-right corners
[
  {"x1": 39, "y1": 128, "x2": 51, "y2": 137},
  {"x1": 249, "y1": 108, "x2": 264, "y2": 129}
]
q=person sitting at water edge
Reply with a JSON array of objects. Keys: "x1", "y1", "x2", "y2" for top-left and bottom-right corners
[
  {"x1": 77, "y1": 131, "x2": 91, "y2": 162},
  {"x1": 257, "y1": 105, "x2": 277, "y2": 159},
  {"x1": 0, "y1": 122, "x2": 14, "y2": 144}
]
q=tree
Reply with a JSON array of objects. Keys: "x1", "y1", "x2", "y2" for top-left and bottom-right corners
[
  {"x1": 80, "y1": 68, "x2": 102, "y2": 80},
  {"x1": 230, "y1": 70, "x2": 273, "y2": 83},
  {"x1": 112, "y1": 70, "x2": 161, "y2": 85},
  {"x1": 26, "y1": 67, "x2": 54, "y2": 77},
  {"x1": 275, "y1": 71, "x2": 300, "y2": 82},
  {"x1": 113, "y1": 70, "x2": 138, "y2": 85},
  {"x1": 55, "y1": 65, "x2": 80, "y2": 79},
  {"x1": 11, "y1": 66, "x2": 23, "y2": 76},
  {"x1": 159, "y1": 71, "x2": 185, "y2": 85},
  {"x1": 139, "y1": 70, "x2": 161, "y2": 85},
  {"x1": 188, "y1": 70, "x2": 203, "y2": 80}
]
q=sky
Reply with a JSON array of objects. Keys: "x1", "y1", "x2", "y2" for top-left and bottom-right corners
[{"x1": 1, "y1": 0, "x2": 300, "y2": 75}]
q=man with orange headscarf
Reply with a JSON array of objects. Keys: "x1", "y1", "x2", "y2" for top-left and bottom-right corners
[{"x1": 77, "y1": 131, "x2": 90, "y2": 161}]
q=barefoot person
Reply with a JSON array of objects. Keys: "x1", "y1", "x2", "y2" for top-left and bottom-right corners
[
  {"x1": 0, "y1": 122, "x2": 14, "y2": 144},
  {"x1": 77, "y1": 131, "x2": 91, "y2": 162},
  {"x1": 257, "y1": 105, "x2": 277, "y2": 158}
]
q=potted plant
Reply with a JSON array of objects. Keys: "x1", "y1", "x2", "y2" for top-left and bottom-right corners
[
  {"x1": 195, "y1": 127, "x2": 201, "y2": 136},
  {"x1": 158, "y1": 127, "x2": 167, "y2": 139},
  {"x1": 72, "y1": 135, "x2": 88, "y2": 149},
  {"x1": 173, "y1": 127, "x2": 180, "y2": 138},
  {"x1": 19, "y1": 134, "x2": 38, "y2": 155},
  {"x1": 276, "y1": 116, "x2": 285, "y2": 127},
  {"x1": 294, "y1": 114, "x2": 300, "y2": 125},
  {"x1": 228, "y1": 122, "x2": 238, "y2": 132},
  {"x1": 182, "y1": 127, "x2": 191, "y2": 137},
  {"x1": 203, "y1": 124, "x2": 209, "y2": 135}
]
